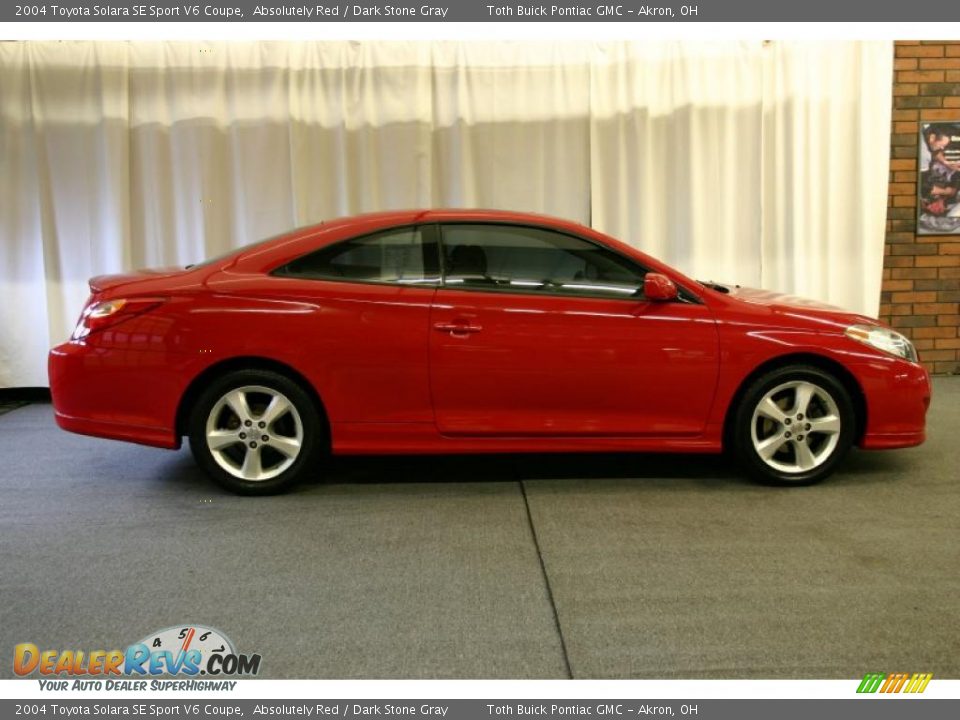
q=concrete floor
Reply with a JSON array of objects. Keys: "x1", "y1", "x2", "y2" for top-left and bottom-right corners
[{"x1": 0, "y1": 377, "x2": 957, "y2": 679}]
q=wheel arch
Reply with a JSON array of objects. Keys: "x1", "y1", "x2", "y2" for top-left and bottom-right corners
[
  {"x1": 175, "y1": 356, "x2": 330, "y2": 441},
  {"x1": 722, "y1": 352, "x2": 867, "y2": 451}
]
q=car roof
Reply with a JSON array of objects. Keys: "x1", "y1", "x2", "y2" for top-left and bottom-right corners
[{"x1": 283, "y1": 208, "x2": 587, "y2": 235}]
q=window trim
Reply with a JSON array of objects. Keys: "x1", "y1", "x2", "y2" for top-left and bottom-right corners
[
  {"x1": 436, "y1": 221, "x2": 702, "y2": 304},
  {"x1": 269, "y1": 223, "x2": 442, "y2": 289}
]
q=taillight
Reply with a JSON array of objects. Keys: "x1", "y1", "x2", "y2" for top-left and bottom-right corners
[{"x1": 72, "y1": 297, "x2": 166, "y2": 339}]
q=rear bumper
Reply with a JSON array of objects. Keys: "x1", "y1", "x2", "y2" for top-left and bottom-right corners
[
  {"x1": 857, "y1": 358, "x2": 931, "y2": 450},
  {"x1": 48, "y1": 341, "x2": 184, "y2": 449},
  {"x1": 53, "y1": 410, "x2": 178, "y2": 449}
]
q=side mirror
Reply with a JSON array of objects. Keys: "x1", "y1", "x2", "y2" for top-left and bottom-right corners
[{"x1": 643, "y1": 273, "x2": 678, "y2": 302}]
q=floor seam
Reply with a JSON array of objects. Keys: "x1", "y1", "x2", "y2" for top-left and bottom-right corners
[{"x1": 519, "y1": 479, "x2": 573, "y2": 679}]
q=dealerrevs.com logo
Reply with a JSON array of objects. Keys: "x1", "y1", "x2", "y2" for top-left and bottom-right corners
[{"x1": 14, "y1": 625, "x2": 261, "y2": 689}]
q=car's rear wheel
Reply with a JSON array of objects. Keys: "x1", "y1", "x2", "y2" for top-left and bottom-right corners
[
  {"x1": 732, "y1": 365, "x2": 856, "y2": 486},
  {"x1": 188, "y1": 369, "x2": 324, "y2": 495}
]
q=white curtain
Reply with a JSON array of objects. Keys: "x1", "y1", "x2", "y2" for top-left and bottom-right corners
[{"x1": 0, "y1": 41, "x2": 892, "y2": 388}]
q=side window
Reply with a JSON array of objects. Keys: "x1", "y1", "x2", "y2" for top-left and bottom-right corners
[
  {"x1": 440, "y1": 224, "x2": 646, "y2": 299},
  {"x1": 275, "y1": 227, "x2": 437, "y2": 285}
]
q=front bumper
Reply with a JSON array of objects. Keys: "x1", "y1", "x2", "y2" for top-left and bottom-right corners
[{"x1": 857, "y1": 357, "x2": 931, "y2": 450}]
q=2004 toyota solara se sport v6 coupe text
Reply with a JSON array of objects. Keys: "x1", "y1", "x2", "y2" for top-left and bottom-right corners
[{"x1": 49, "y1": 209, "x2": 931, "y2": 494}]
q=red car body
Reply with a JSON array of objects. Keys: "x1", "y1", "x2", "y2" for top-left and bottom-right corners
[{"x1": 49, "y1": 209, "x2": 930, "y2": 460}]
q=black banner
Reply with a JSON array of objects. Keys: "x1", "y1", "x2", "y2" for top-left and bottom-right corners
[
  {"x1": 2, "y1": 699, "x2": 958, "y2": 719},
  {"x1": 3, "y1": 0, "x2": 958, "y2": 22}
]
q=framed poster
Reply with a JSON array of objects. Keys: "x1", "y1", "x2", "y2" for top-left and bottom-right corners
[{"x1": 918, "y1": 121, "x2": 960, "y2": 234}]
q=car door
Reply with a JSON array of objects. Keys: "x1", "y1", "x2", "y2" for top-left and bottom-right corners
[
  {"x1": 261, "y1": 224, "x2": 440, "y2": 424},
  {"x1": 429, "y1": 223, "x2": 720, "y2": 437}
]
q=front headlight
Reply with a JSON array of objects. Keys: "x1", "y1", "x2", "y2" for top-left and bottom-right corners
[{"x1": 845, "y1": 324, "x2": 919, "y2": 363}]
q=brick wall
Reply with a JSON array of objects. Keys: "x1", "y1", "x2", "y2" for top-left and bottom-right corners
[{"x1": 881, "y1": 41, "x2": 960, "y2": 375}]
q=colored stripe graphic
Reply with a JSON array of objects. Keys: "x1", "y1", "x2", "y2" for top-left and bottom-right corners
[
  {"x1": 857, "y1": 673, "x2": 886, "y2": 693},
  {"x1": 857, "y1": 672, "x2": 932, "y2": 694},
  {"x1": 904, "y1": 673, "x2": 934, "y2": 693}
]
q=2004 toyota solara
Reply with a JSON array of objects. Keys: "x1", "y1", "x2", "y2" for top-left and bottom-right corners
[{"x1": 48, "y1": 209, "x2": 931, "y2": 494}]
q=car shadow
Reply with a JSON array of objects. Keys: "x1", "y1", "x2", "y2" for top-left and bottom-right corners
[
  {"x1": 154, "y1": 445, "x2": 915, "y2": 496},
  {"x1": 319, "y1": 451, "x2": 744, "y2": 487}
]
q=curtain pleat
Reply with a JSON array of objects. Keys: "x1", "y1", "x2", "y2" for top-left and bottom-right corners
[{"x1": 0, "y1": 40, "x2": 892, "y2": 388}]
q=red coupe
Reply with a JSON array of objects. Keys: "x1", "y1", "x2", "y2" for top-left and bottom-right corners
[{"x1": 49, "y1": 210, "x2": 931, "y2": 494}]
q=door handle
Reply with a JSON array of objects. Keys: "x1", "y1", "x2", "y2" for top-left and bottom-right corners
[{"x1": 433, "y1": 322, "x2": 482, "y2": 334}]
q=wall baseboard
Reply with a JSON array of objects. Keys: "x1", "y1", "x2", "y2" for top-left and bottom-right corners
[{"x1": 0, "y1": 387, "x2": 52, "y2": 403}]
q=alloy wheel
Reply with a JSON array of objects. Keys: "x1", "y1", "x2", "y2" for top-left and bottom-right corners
[
  {"x1": 204, "y1": 385, "x2": 304, "y2": 482},
  {"x1": 749, "y1": 380, "x2": 842, "y2": 475}
]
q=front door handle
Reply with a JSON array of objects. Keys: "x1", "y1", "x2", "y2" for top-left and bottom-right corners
[{"x1": 433, "y1": 322, "x2": 483, "y2": 335}]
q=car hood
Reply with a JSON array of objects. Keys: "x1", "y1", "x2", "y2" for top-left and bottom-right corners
[{"x1": 717, "y1": 284, "x2": 878, "y2": 327}]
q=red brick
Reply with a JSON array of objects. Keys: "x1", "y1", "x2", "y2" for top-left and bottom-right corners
[
  {"x1": 884, "y1": 256, "x2": 914, "y2": 268},
  {"x1": 947, "y1": 46, "x2": 960, "y2": 57},
  {"x1": 892, "y1": 267, "x2": 938, "y2": 279},
  {"x1": 938, "y1": 314, "x2": 960, "y2": 325},
  {"x1": 898, "y1": 97, "x2": 940, "y2": 110},
  {"x1": 890, "y1": 219, "x2": 918, "y2": 232},
  {"x1": 934, "y1": 338, "x2": 960, "y2": 349},
  {"x1": 920, "y1": 109, "x2": 960, "y2": 120},
  {"x1": 893, "y1": 315, "x2": 938, "y2": 327},
  {"x1": 887, "y1": 232, "x2": 917, "y2": 243},
  {"x1": 893, "y1": 171, "x2": 917, "y2": 183},
  {"x1": 894, "y1": 83, "x2": 920, "y2": 96},
  {"x1": 881, "y1": 279, "x2": 914, "y2": 292},
  {"x1": 890, "y1": 158, "x2": 917, "y2": 171},
  {"x1": 913, "y1": 302, "x2": 959, "y2": 315},
  {"x1": 918, "y1": 349, "x2": 958, "y2": 361},
  {"x1": 913, "y1": 338, "x2": 936, "y2": 350},
  {"x1": 892, "y1": 291, "x2": 937, "y2": 303},
  {"x1": 917, "y1": 255, "x2": 960, "y2": 267},
  {"x1": 943, "y1": 97, "x2": 960, "y2": 108},
  {"x1": 916, "y1": 278, "x2": 960, "y2": 291},
  {"x1": 892, "y1": 110, "x2": 919, "y2": 122},
  {"x1": 889, "y1": 207, "x2": 915, "y2": 220},
  {"x1": 919, "y1": 58, "x2": 960, "y2": 69},
  {"x1": 932, "y1": 360, "x2": 960, "y2": 373},
  {"x1": 940, "y1": 267, "x2": 960, "y2": 278},
  {"x1": 892, "y1": 195, "x2": 917, "y2": 207},
  {"x1": 941, "y1": 242, "x2": 960, "y2": 254},
  {"x1": 922, "y1": 82, "x2": 960, "y2": 96},
  {"x1": 913, "y1": 326, "x2": 957, "y2": 338},
  {"x1": 900, "y1": 70, "x2": 944, "y2": 83},
  {"x1": 898, "y1": 46, "x2": 945, "y2": 58},
  {"x1": 888, "y1": 182, "x2": 916, "y2": 196},
  {"x1": 893, "y1": 121, "x2": 919, "y2": 135},
  {"x1": 892, "y1": 145, "x2": 920, "y2": 158},
  {"x1": 890, "y1": 244, "x2": 937, "y2": 255}
]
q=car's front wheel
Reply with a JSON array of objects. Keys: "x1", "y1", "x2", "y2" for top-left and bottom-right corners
[
  {"x1": 732, "y1": 365, "x2": 856, "y2": 486},
  {"x1": 188, "y1": 369, "x2": 324, "y2": 495}
]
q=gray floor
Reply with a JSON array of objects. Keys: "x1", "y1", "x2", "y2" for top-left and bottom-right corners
[{"x1": 1, "y1": 378, "x2": 957, "y2": 679}]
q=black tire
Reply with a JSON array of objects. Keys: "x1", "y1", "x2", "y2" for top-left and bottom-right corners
[
  {"x1": 732, "y1": 365, "x2": 856, "y2": 487},
  {"x1": 188, "y1": 369, "x2": 325, "y2": 495}
]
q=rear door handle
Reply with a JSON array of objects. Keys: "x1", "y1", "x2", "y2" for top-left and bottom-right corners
[{"x1": 433, "y1": 322, "x2": 482, "y2": 334}]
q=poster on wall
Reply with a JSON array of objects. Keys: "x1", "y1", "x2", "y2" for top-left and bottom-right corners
[{"x1": 918, "y1": 121, "x2": 960, "y2": 234}]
